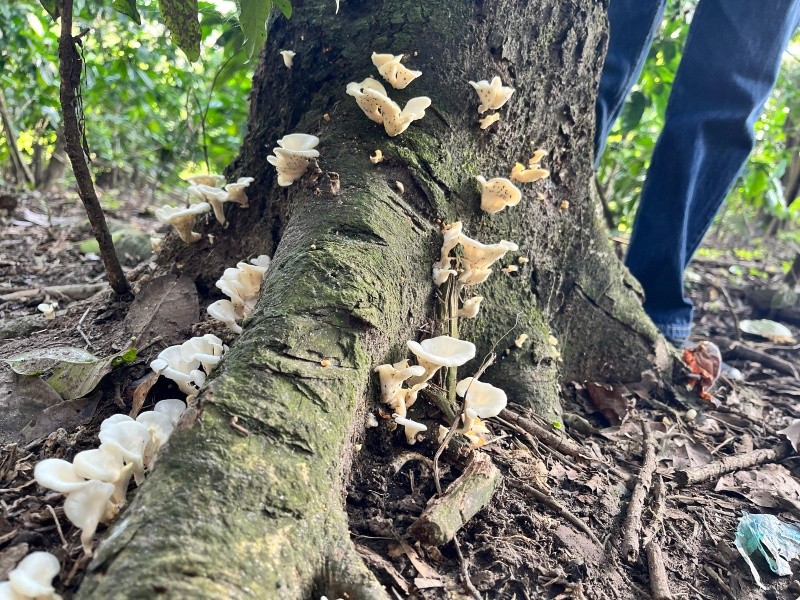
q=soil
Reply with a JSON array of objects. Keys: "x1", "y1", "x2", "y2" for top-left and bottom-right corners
[{"x1": 1, "y1": 187, "x2": 800, "y2": 599}]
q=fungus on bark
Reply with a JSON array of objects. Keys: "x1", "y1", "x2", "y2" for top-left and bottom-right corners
[
  {"x1": 371, "y1": 52, "x2": 422, "y2": 89},
  {"x1": 406, "y1": 335, "x2": 477, "y2": 384},
  {"x1": 345, "y1": 78, "x2": 431, "y2": 137},
  {"x1": 267, "y1": 133, "x2": 320, "y2": 186},
  {"x1": 224, "y1": 177, "x2": 254, "y2": 206},
  {"x1": 476, "y1": 175, "x2": 522, "y2": 214},
  {"x1": 393, "y1": 416, "x2": 427, "y2": 445},
  {"x1": 479, "y1": 113, "x2": 500, "y2": 129},
  {"x1": 458, "y1": 296, "x2": 484, "y2": 318},
  {"x1": 207, "y1": 256, "x2": 271, "y2": 334},
  {"x1": 185, "y1": 174, "x2": 225, "y2": 187},
  {"x1": 2, "y1": 551, "x2": 61, "y2": 600},
  {"x1": 468, "y1": 76, "x2": 514, "y2": 114},
  {"x1": 154, "y1": 203, "x2": 211, "y2": 244},
  {"x1": 189, "y1": 184, "x2": 230, "y2": 225},
  {"x1": 280, "y1": 50, "x2": 296, "y2": 68}
]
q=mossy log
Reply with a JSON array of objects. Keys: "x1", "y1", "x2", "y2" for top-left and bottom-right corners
[{"x1": 78, "y1": 0, "x2": 671, "y2": 596}]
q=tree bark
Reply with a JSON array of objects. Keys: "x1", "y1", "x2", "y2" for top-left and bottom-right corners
[{"x1": 79, "y1": 0, "x2": 670, "y2": 596}]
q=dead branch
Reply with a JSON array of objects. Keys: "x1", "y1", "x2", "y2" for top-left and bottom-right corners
[
  {"x1": 719, "y1": 340, "x2": 798, "y2": 379},
  {"x1": 408, "y1": 453, "x2": 501, "y2": 546},
  {"x1": 0, "y1": 283, "x2": 107, "y2": 303},
  {"x1": 620, "y1": 421, "x2": 657, "y2": 563},
  {"x1": 500, "y1": 407, "x2": 590, "y2": 460},
  {"x1": 645, "y1": 541, "x2": 673, "y2": 600},
  {"x1": 675, "y1": 442, "x2": 792, "y2": 487}
]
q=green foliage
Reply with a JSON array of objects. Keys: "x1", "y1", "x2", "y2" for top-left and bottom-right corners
[
  {"x1": 237, "y1": 0, "x2": 274, "y2": 60},
  {"x1": 0, "y1": 0, "x2": 262, "y2": 187},
  {"x1": 158, "y1": 0, "x2": 201, "y2": 60},
  {"x1": 599, "y1": 1, "x2": 800, "y2": 235}
]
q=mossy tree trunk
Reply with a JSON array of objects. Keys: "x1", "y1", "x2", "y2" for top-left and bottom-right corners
[{"x1": 78, "y1": 0, "x2": 668, "y2": 597}]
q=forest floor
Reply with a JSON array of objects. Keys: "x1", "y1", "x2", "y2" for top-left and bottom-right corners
[{"x1": 0, "y1": 189, "x2": 799, "y2": 599}]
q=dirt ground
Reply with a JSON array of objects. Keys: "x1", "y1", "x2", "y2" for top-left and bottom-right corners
[{"x1": 1, "y1": 188, "x2": 799, "y2": 599}]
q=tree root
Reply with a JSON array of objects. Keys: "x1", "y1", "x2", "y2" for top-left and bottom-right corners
[{"x1": 620, "y1": 421, "x2": 656, "y2": 563}]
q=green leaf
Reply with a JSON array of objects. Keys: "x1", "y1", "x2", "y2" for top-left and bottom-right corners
[
  {"x1": 620, "y1": 91, "x2": 647, "y2": 134},
  {"x1": 238, "y1": 0, "x2": 273, "y2": 60},
  {"x1": 5, "y1": 345, "x2": 138, "y2": 401},
  {"x1": 38, "y1": 0, "x2": 59, "y2": 21},
  {"x1": 273, "y1": 0, "x2": 291, "y2": 19},
  {"x1": 113, "y1": 0, "x2": 142, "y2": 24},
  {"x1": 158, "y1": 0, "x2": 201, "y2": 61}
]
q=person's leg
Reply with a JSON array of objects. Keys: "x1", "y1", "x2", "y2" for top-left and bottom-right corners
[
  {"x1": 624, "y1": 0, "x2": 800, "y2": 345},
  {"x1": 594, "y1": 0, "x2": 667, "y2": 165}
]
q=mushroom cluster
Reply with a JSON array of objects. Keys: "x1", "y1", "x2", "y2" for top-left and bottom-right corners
[
  {"x1": 432, "y1": 221, "x2": 519, "y2": 290},
  {"x1": 33, "y1": 400, "x2": 187, "y2": 555},
  {"x1": 150, "y1": 334, "x2": 227, "y2": 395},
  {"x1": 0, "y1": 552, "x2": 61, "y2": 600},
  {"x1": 267, "y1": 133, "x2": 320, "y2": 186},
  {"x1": 468, "y1": 75, "x2": 514, "y2": 130},
  {"x1": 455, "y1": 377, "x2": 507, "y2": 445},
  {"x1": 510, "y1": 149, "x2": 550, "y2": 184},
  {"x1": 207, "y1": 255, "x2": 271, "y2": 334},
  {"x1": 154, "y1": 175, "x2": 254, "y2": 243},
  {"x1": 346, "y1": 78, "x2": 431, "y2": 137},
  {"x1": 374, "y1": 335, "x2": 476, "y2": 445}
]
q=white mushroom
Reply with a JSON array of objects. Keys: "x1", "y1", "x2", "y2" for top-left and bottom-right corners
[
  {"x1": 189, "y1": 184, "x2": 229, "y2": 225},
  {"x1": 476, "y1": 176, "x2": 522, "y2": 214},
  {"x1": 433, "y1": 261, "x2": 458, "y2": 286},
  {"x1": 186, "y1": 174, "x2": 225, "y2": 187},
  {"x1": 346, "y1": 78, "x2": 431, "y2": 137},
  {"x1": 479, "y1": 113, "x2": 500, "y2": 130},
  {"x1": 459, "y1": 235, "x2": 518, "y2": 270},
  {"x1": 280, "y1": 50, "x2": 296, "y2": 68},
  {"x1": 6, "y1": 551, "x2": 61, "y2": 600},
  {"x1": 394, "y1": 416, "x2": 427, "y2": 445},
  {"x1": 100, "y1": 413, "x2": 134, "y2": 432},
  {"x1": 267, "y1": 133, "x2": 320, "y2": 186},
  {"x1": 180, "y1": 334, "x2": 227, "y2": 374},
  {"x1": 468, "y1": 76, "x2": 515, "y2": 114},
  {"x1": 37, "y1": 302, "x2": 58, "y2": 320},
  {"x1": 63, "y1": 480, "x2": 116, "y2": 556},
  {"x1": 224, "y1": 177, "x2": 253, "y2": 207},
  {"x1": 72, "y1": 446, "x2": 134, "y2": 505},
  {"x1": 137, "y1": 410, "x2": 175, "y2": 467},
  {"x1": 369, "y1": 150, "x2": 383, "y2": 164},
  {"x1": 406, "y1": 335, "x2": 476, "y2": 385},
  {"x1": 98, "y1": 420, "x2": 153, "y2": 484},
  {"x1": 510, "y1": 162, "x2": 550, "y2": 184},
  {"x1": 153, "y1": 399, "x2": 187, "y2": 426},
  {"x1": 455, "y1": 377, "x2": 507, "y2": 419},
  {"x1": 150, "y1": 346, "x2": 204, "y2": 395},
  {"x1": 154, "y1": 203, "x2": 211, "y2": 244},
  {"x1": 374, "y1": 360, "x2": 426, "y2": 406},
  {"x1": 458, "y1": 296, "x2": 483, "y2": 318},
  {"x1": 33, "y1": 459, "x2": 88, "y2": 494},
  {"x1": 371, "y1": 52, "x2": 422, "y2": 89},
  {"x1": 207, "y1": 299, "x2": 242, "y2": 334}
]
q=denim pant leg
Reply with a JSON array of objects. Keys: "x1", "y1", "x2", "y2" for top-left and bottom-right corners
[
  {"x1": 594, "y1": 0, "x2": 667, "y2": 165},
  {"x1": 624, "y1": 0, "x2": 800, "y2": 343}
]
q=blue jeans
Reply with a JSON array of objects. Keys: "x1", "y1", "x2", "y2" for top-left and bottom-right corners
[{"x1": 594, "y1": 0, "x2": 800, "y2": 344}]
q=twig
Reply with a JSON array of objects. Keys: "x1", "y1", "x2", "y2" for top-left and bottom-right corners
[
  {"x1": 508, "y1": 479, "x2": 602, "y2": 546},
  {"x1": 58, "y1": 0, "x2": 130, "y2": 296},
  {"x1": 76, "y1": 306, "x2": 94, "y2": 349},
  {"x1": 499, "y1": 407, "x2": 590, "y2": 460},
  {"x1": 702, "y1": 565, "x2": 737, "y2": 600},
  {"x1": 46, "y1": 504, "x2": 68, "y2": 550},
  {"x1": 675, "y1": 442, "x2": 792, "y2": 487},
  {"x1": 620, "y1": 421, "x2": 657, "y2": 563},
  {"x1": 722, "y1": 341, "x2": 798, "y2": 379},
  {"x1": 642, "y1": 474, "x2": 666, "y2": 546},
  {"x1": 0, "y1": 282, "x2": 107, "y2": 302},
  {"x1": 452, "y1": 534, "x2": 482, "y2": 600},
  {"x1": 645, "y1": 540, "x2": 673, "y2": 600}
]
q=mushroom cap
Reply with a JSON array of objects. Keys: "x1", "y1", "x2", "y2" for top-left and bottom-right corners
[
  {"x1": 34, "y1": 458, "x2": 87, "y2": 494},
  {"x1": 186, "y1": 174, "x2": 225, "y2": 187},
  {"x1": 476, "y1": 176, "x2": 522, "y2": 214},
  {"x1": 250, "y1": 254, "x2": 271, "y2": 268},
  {"x1": 73, "y1": 447, "x2": 125, "y2": 482},
  {"x1": 407, "y1": 335, "x2": 476, "y2": 368},
  {"x1": 458, "y1": 296, "x2": 484, "y2": 318},
  {"x1": 100, "y1": 413, "x2": 134, "y2": 432},
  {"x1": 154, "y1": 202, "x2": 211, "y2": 224},
  {"x1": 154, "y1": 399, "x2": 187, "y2": 426},
  {"x1": 394, "y1": 416, "x2": 427, "y2": 444},
  {"x1": 346, "y1": 78, "x2": 398, "y2": 124},
  {"x1": 7, "y1": 551, "x2": 60, "y2": 599},
  {"x1": 459, "y1": 235, "x2": 518, "y2": 269},
  {"x1": 374, "y1": 362, "x2": 426, "y2": 404},
  {"x1": 180, "y1": 334, "x2": 226, "y2": 373},
  {"x1": 277, "y1": 133, "x2": 319, "y2": 152},
  {"x1": 510, "y1": 163, "x2": 549, "y2": 183},
  {"x1": 479, "y1": 113, "x2": 500, "y2": 129},
  {"x1": 371, "y1": 52, "x2": 422, "y2": 89},
  {"x1": 468, "y1": 76, "x2": 515, "y2": 113},
  {"x1": 98, "y1": 420, "x2": 151, "y2": 469},
  {"x1": 137, "y1": 410, "x2": 175, "y2": 449},
  {"x1": 207, "y1": 299, "x2": 243, "y2": 334},
  {"x1": 63, "y1": 479, "x2": 116, "y2": 554},
  {"x1": 455, "y1": 377, "x2": 507, "y2": 419}
]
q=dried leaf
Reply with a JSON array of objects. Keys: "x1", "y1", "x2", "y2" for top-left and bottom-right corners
[
  {"x1": 584, "y1": 381, "x2": 632, "y2": 426},
  {"x1": 124, "y1": 275, "x2": 199, "y2": 349},
  {"x1": 739, "y1": 319, "x2": 795, "y2": 343},
  {"x1": 5, "y1": 346, "x2": 136, "y2": 401},
  {"x1": 20, "y1": 393, "x2": 101, "y2": 443},
  {"x1": 779, "y1": 420, "x2": 800, "y2": 452},
  {"x1": 682, "y1": 342, "x2": 721, "y2": 400},
  {"x1": 716, "y1": 464, "x2": 800, "y2": 513},
  {"x1": 129, "y1": 371, "x2": 160, "y2": 418},
  {"x1": 660, "y1": 438, "x2": 712, "y2": 470}
]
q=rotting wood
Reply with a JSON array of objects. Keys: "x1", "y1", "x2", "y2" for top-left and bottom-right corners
[
  {"x1": 507, "y1": 479, "x2": 602, "y2": 546},
  {"x1": 645, "y1": 541, "x2": 673, "y2": 600},
  {"x1": 620, "y1": 421, "x2": 657, "y2": 563},
  {"x1": 675, "y1": 442, "x2": 792, "y2": 487},
  {"x1": 0, "y1": 283, "x2": 107, "y2": 303},
  {"x1": 500, "y1": 407, "x2": 590, "y2": 460},
  {"x1": 409, "y1": 453, "x2": 501, "y2": 546}
]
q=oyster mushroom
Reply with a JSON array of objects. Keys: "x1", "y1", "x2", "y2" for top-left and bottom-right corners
[
  {"x1": 371, "y1": 52, "x2": 422, "y2": 89},
  {"x1": 406, "y1": 335, "x2": 476, "y2": 385},
  {"x1": 468, "y1": 76, "x2": 514, "y2": 114},
  {"x1": 476, "y1": 176, "x2": 522, "y2": 214},
  {"x1": 154, "y1": 203, "x2": 211, "y2": 243},
  {"x1": 267, "y1": 133, "x2": 320, "y2": 186}
]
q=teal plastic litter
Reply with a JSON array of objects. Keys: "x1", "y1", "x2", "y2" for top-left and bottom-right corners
[{"x1": 735, "y1": 512, "x2": 800, "y2": 589}]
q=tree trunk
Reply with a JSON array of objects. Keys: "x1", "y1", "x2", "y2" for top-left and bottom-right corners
[
  {"x1": 0, "y1": 88, "x2": 35, "y2": 186},
  {"x1": 78, "y1": 0, "x2": 668, "y2": 596}
]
